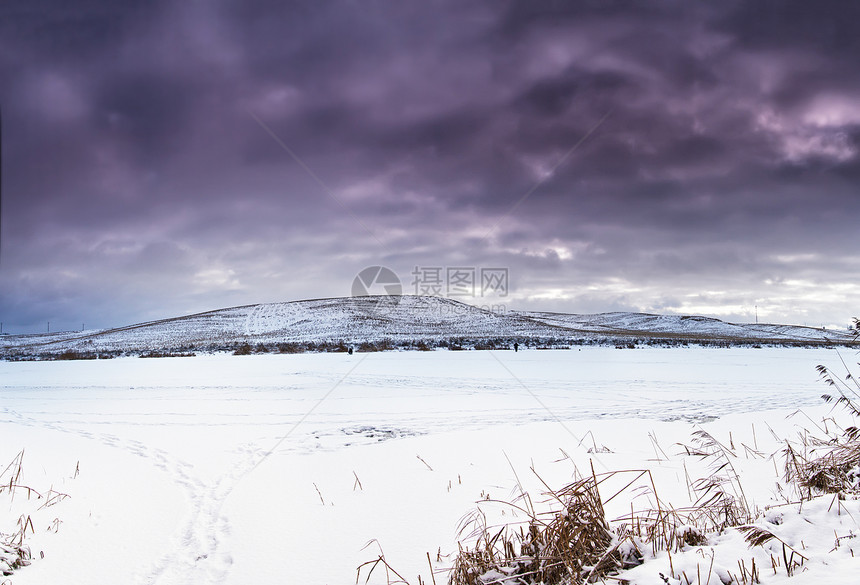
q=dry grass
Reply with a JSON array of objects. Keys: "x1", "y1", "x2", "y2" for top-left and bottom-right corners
[
  {"x1": 0, "y1": 451, "x2": 34, "y2": 576},
  {"x1": 448, "y1": 471, "x2": 636, "y2": 585},
  {"x1": 680, "y1": 430, "x2": 753, "y2": 528},
  {"x1": 0, "y1": 450, "x2": 74, "y2": 578},
  {"x1": 445, "y1": 403, "x2": 859, "y2": 585},
  {"x1": 445, "y1": 460, "x2": 763, "y2": 585},
  {"x1": 735, "y1": 525, "x2": 806, "y2": 578},
  {"x1": 353, "y1": 353, "x2": 860, "y2": 584},
  {"x1": 780, "y1": 360, "x2": 860, "y2": 496}
]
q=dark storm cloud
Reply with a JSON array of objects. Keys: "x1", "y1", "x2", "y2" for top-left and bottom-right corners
[
  {"x1": 0, "y1": 2, "x2": 161, "y2": 63},
  {"x1": 2, "y1": 0, "x2": 860, "y2": 332},
  {"x1": 91, "y1": 71, "x2": 195, "y2": 163},
  {"x1": 720, "y1": 0, "x2": 860, "y2": 52}
]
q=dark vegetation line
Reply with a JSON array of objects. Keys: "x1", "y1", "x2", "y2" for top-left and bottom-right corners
[{"x1": 2, "y1": 335, "x2": 857, "y2": 362}]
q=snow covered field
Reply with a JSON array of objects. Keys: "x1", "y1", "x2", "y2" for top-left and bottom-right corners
[{"x1": 1, "y1": 347, "x2": 858, "y2": 584}]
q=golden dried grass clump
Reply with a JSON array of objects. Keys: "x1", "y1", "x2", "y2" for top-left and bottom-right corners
[
  {"x1": 782, "y1": 363, "x2": 860, "y2": 496},
  {"x1": 784, "y1": 439, "x2": 860, "y2": 496},
  {"x1": 0, "y1": 451, "x2": 35, "y2": 577},
  {"x1": 449, "y1": 475, "x2": 639, "y2": 585}
]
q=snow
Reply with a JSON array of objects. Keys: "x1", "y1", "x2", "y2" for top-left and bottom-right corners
[
  {"x1": 1, "y1": 296, "x2": 853, "y2": 356},
  {"x1": 1, "y1": 347, "x2": 858, "y2": 584}
]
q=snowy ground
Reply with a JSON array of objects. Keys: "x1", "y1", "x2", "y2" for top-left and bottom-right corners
[{"x1": 0, "y1": 347, "x2": 857, "y2": 584}]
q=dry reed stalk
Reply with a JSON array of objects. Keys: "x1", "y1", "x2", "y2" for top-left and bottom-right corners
[
  {"x1": 448, "y1": 472, "x2": 642, "y2": 585},
  {"x1": 779, "y1": 364, "x2": 860, "y2": 497}
]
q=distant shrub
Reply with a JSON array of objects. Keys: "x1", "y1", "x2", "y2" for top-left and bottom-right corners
[
  {"x1": 277, "y1": 343, "x2": 304, "y2": 354},
  {"x1": 333, "y1": 341, "x2": 350, "y2": 353},
  {"x1": 473, "y1": 341, "x2": 501, "y2": 350},
  {"x1": 233, "y1": 343, "x2": 253, "y2": 356},
  {"x1": 139, "y1": 351, "x2": 195, "y2": 358},
  {"x1": 357, "y1": 339, "x2": 395, "y2": 352},
  {"x1": 56, "y1": 351, "x2": 97, "y2": 361}
]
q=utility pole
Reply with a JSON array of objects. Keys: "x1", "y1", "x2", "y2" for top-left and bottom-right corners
[
  {"x1": 47, "y1": 321, "x2": 50, "y2": 333},
  {"x1": 755, "y1": 305, "x2": 758, "y2": 324}
]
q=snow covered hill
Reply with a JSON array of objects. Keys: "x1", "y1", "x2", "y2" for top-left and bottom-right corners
[
  {"x1": 516, "y1": 310, "x2": 848, "y2": 342},
  {"x1": 1, "y1": 295, "x2": 854, "y2": 357}
]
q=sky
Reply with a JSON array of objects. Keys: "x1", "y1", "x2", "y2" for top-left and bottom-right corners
[{"x1": 2, "y1": 0, "x2": 860, "y2": 333}]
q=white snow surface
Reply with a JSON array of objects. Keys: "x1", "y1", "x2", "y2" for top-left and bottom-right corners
[
  {"x1": 1, "y1": 296, "x2": 853, "y2": 355},
  {"x1": 1, "y1": 347, "x2": 859, "y2": 584},
  {"x1": 515, "y1": 310, "x2": 849, "y2": 342}
]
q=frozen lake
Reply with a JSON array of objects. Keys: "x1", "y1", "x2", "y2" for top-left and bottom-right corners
[
  {"x1": 0, "y1": 347, "x2": 851, "y2": 584},
  {"x1": 0, "y1": 347, "x2": 838, "y2": 447}
]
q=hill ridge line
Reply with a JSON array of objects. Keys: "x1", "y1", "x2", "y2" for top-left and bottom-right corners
[{"x1": 1, "y1": 295, "x2": 855, "y2": 357}]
